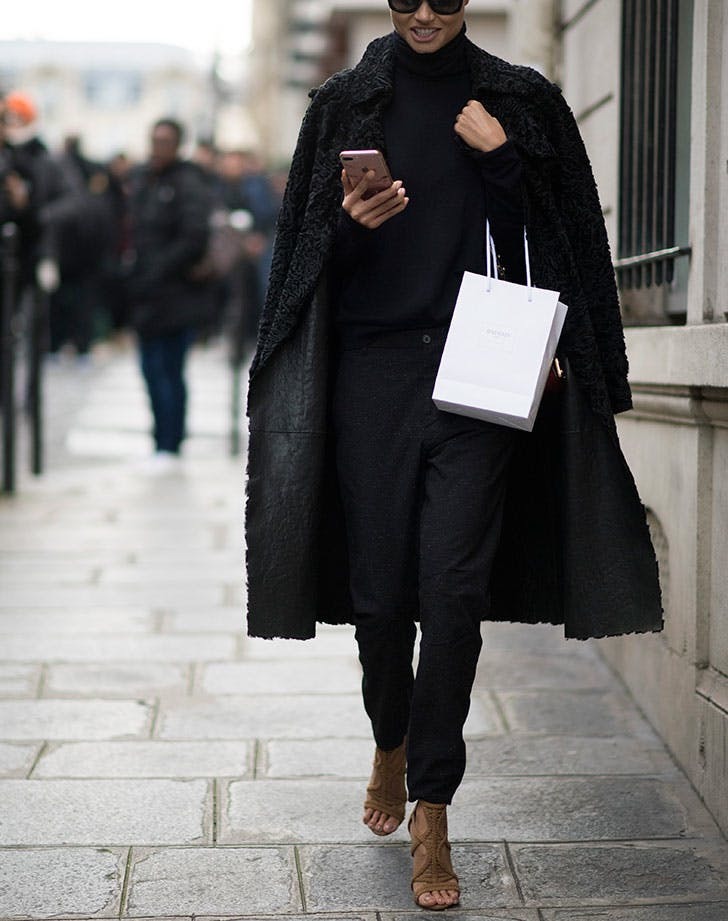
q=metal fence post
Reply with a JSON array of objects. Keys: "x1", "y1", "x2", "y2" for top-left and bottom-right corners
[
  {"x1": 1, "y1": 222, "x2": 19, "y2": 495},
  {"x1": 28, "y1": 283, "x2": 48, "y2": 476},
  {"x1": 231, "y1": 362, "x2": 242, "y2": 457}
]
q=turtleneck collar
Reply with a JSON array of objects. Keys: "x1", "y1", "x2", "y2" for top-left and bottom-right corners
[{"x1": 393, "y1": 24, "x2": 468, "y2": 77}]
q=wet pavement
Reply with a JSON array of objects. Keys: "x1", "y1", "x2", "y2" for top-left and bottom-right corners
[{"x1": 1, "y1": 342, "x2": 727, "y2": 920}]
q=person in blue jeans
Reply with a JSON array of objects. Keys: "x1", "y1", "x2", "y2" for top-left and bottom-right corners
[
  {"x1": 126, "y1": 118, "x2": 213, "y2": 471},
  {"x1": 138, "y1": 327, "x2": 194, "y2": 459}
]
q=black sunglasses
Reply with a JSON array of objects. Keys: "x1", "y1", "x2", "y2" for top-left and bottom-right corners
[{"x1": 388, "y1": 0, "x2": 464, "y2": 14}]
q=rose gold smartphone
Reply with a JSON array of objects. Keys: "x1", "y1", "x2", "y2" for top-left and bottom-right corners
[{"x1": 340, "y1": 149, "x2": 394, "y2": 199}]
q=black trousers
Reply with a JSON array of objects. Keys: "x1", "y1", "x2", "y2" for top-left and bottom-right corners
[{"x1": 333, "y1": 327, "x2": 517, "y2": 804}]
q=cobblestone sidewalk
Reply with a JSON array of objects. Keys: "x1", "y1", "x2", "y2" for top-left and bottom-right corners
[{"x1": 1, "y1": 345, "x2": 727, "y2": 920}]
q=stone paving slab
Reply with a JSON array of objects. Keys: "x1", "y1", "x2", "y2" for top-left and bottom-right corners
[
  {"x1": 0, "y1": 846, "x2": 127, "y2": 919},
  {"x1": 195, "y1": 916, "x2": 378, "y2": 921},
  {"x1": 19, "y1": 463, "x2": 238, "y2": 501},
  {"x1": 199, "y1": 659, "x2": 362, "y2": 695},
  {"x1": 76, "y1": 916, "x2": 379, "y2": 921},
  {"x1": 161, "y1": 608, "x2": 244, "y2": 633},
  {"x1": 474, "y1": 653, "x2": 613, "y2": 690},
  {"x1": 299, "y1": 843, "x2": 519, "y2": 912},
  {"x1": 0, "y1": 583, "x2": 225, "y2": 607},
  {"x1": 0, "y1": 563, "x2": 98, "y2": 583},
  {"x1": 0, "y1": 742, "x2": 40, "y2": 777},
  {"x1": 125, "y1": 545, "x2": 241, "y2": 563},
  {"x1": 0, "y1": 528, "x2": 215, "y2": 554},
  {"x1": 0, "y1": 608, "x2": 156, "y2": 634},
  {"x1": 0, "y1": 633, "x2": 236, "y2": 663},
  {"x1": 540, "y1": 904, "x2": 728, "y2": 920},
  {"x1": 482, "y1": 622, "x2": 599, "y2": 658},
  {"x1": 509, "y1": 841, "x2": 728, "y2": 906},
  {"x1": 34, "y1": 740, "x2": 252, "y2": 778},
  {"x1": 111, "y1": 497, "x2": 239, "y2": 517},
  {"x1": 0, "y1": 699, "x2": 152, "y2": 740},
  {"x1": 464, "y1": 735, "x2": 676, "y2": 776},
  {"x1": 263, "y1": 738, "x2": 374, "y2": 778},
  {"x1": 385, "y1": 914, "x2": 539, "y2": 921},
  {"x1": 45, "y1": 663, "x2": 190, "y2": 697},
  {"x1": 240, "y1": 631, "x2": 359, "y2": 660},
  {"x1": 200, "y1": 915, "x2": 378, "y2": 921},
  {"x1": 384, "y1": 913, "x2": 539, "y2": 921},
  {"x1": 125, "y1": 847, "x2": 301, "y2": 916},
  {"x1": 0, "y1": 551, "x2": 128, "y2": 568},
  {"x1": 448, "y1": 777, "x2": 700, "y2": 842},
  {"x1": 0, "y1": 779, "x2": 210, "y2": 845},
  {"x1": 99, "y1": 565, "x2": 239, "y2": 584},
  {"x1": 495, "y1": 690, "x2": 661, "y2": 740},
  {"x1": 157, "y1": 695, "x2": 371, "y2": 740},
  {"x1": 110, "y1": 503, "x2": 239, "y2": 522},
  {"x1": 158, "y1": 693, "x2": 500, "y2": 740},
  {"x1": 0, "y1": 663, "x2": 41, "y2": 696},
  {"x1": 221, "y1": 779, "x2": 402, "y2": 845}
]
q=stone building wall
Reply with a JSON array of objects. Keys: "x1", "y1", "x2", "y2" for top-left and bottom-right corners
[{"x1": 560, "y1": 0, "x2": 728, "y2": 835}]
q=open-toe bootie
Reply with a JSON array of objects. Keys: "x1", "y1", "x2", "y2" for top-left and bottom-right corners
[
  {"x1": 409, "y1": 800, "x2": 460, "y2": 910},
  {"x1": 363, "y1": 739, "x2": 407, "y2": 835}
]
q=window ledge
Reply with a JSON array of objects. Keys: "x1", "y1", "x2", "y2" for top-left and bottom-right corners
[{"x1": 625, "y1": 324, "x2": 728, "y2": 389}]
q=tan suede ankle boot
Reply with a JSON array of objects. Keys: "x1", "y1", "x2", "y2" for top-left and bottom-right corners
[
  {"x1": 362, "y1": 738, "x2": 407, "y2": 835},
  {"x1": 408, "y1": 800, "x2": 460, "y2": 910}
]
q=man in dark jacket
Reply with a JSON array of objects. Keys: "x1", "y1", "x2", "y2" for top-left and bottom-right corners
[
  {"x1": 126, "y1": 118, "x2": 213, "y2": 472},
  {"x1": 246, "y1": 0, "x2": 663, "y2": 908}
]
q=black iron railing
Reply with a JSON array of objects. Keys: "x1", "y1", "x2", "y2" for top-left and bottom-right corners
[{"x1": 618, "y1": 0, "x2": 683, "y2": 289}]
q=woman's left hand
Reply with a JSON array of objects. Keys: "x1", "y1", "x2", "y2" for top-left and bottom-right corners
[{"x1": 454, "y1": 100, "x2": 507, "y2": 153}]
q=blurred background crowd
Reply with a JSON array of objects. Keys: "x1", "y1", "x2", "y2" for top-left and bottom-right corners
[{"x1": 0, "y1": 86, "x2": 285, "y2": 366}]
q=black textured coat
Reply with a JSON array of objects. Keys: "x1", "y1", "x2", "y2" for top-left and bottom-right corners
[{"x1": 246, "y1": 33, "x2": 663, "y2": 641}]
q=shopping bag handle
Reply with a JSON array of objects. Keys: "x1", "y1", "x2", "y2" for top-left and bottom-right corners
[{"x1": 485, "y1": 220, "x2": 533, "y2": 301}]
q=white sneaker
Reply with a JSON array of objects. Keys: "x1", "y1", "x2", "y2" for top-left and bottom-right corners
[{"x1": 139, "y1": 451, "x2": 183, "y2": 476}]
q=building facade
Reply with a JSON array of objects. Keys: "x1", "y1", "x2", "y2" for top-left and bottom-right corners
[
  {"x1": 249, "y1": 0, "x2": 543, "y2": 164},
  {"x1": 0, "y1": 41, "x2": 214, "y2": 160},
  {"x1": 559, "y1": 0, "x2": 728, "y2": 836}
]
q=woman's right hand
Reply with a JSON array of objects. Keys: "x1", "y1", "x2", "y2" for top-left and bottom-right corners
[{"x1": 341, "y1": 169, "x2": 409, "y2": 229}]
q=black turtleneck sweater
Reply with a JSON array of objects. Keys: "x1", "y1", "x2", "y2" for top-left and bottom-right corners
[{"x1": 332, "y1": 27, "x2": 525, "y2": 344}]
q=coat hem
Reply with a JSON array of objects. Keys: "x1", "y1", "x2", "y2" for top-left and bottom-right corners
[{"x1": 247, "y1": 616, "x2": 665, "y2": 643}]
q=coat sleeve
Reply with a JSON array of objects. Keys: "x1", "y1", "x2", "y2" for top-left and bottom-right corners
[
  {"x1": 250, "y1": 87, "x2": 329, "y2": 378},
  {"x1": 548, "y1": 86, "x2": 632, "y2": 415}
]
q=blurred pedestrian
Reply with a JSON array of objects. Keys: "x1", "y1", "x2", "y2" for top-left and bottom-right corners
[
  {"x1": 245, "y1": 0, "x2": 662, "y2": 910},
  {"x1": 1, "y1": 91, "x2": 66, "y2": 293},
  {"x1": 190, "y1": 139, "x2": 232, "y2": 340},
  {"x1": 218, "y1": 150, "x2": 277, "y2": 351},
  {"x1": 48, "y1": 135, "x2": 119, "y2": 362},
  {"x1": 103, "y1": 152, "x2": 134, "y2": 335},
  {"x1": 125, "y1": 118, "x2": 213, "y2": 472},
  {"x1": 1, "y1": 91, "x2": 67, "y2": 409}
]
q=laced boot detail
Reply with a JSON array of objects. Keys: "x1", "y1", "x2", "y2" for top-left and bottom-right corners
[
  {"x1": 409, "y1": 800, "x2": 460, "y2": 909},
  {"x1": 363, "y1": 738, "x2": 407, "y2": 835}
]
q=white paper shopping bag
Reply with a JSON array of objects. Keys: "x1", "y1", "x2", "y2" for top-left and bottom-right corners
[{"x1": 433, "y1": 226, "x2": 568, "y2": 432}]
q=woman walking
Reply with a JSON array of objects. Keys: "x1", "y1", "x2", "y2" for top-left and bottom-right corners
[{"x1": 246, "y1": 1, "x2": 662, "y2": 910}]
